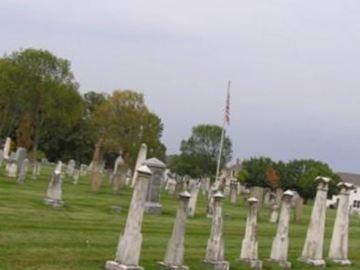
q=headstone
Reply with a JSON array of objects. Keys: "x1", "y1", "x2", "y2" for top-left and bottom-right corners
[
  {"x1": 270, "y1": 190, "x2": 294, "y2": 268},
  {"x1": 131, "y1": 143, "x2": 147, "y2": 188},
  {"x1": 166, "y1": 178, "x2": 177, "y2": 195},
  {"x1": 328, "y1": 182, "x2": 354, "y2": 265},
  {"x1": 230, "y1": 180, "x2": 238, "y2": 204},
  {"x1": 80, "y1": 164, "x2": 87, "y2": 176},
  {"x1": 72, "y1": 169, "x2": 80, "y2": 184},
  {"x1": 239, "y1": 197, "x2": 262, "y2": 269},
  {"x1": 300, "y1": 176, "x2": 330, "y2": 267},
  {"x1": 105, "y1": 165, "x2": 152, "y2": 270},
  {"x1": 201, "y1": 178, "x2": 211, "y2": 196},
  {"x1": 17, "y1": 158, "x2": 29, "y2": 184},
  {"x1": 143, "y1": 157, "x2": 166, "y2": 214},
  {"x1": 294, "y1": 196, "x2": 304, "y2": 223},
  {"x1": 6, "y1": 158, "x2": 17, "y2": 178},
  {"x1": 275, "y1": 188, "x2": 284, "y2": 205},
  {"x1": 207, "y1": 186, "x2": 218, "y2": 218},
  {"x1": 187, "y1": 179, "x2": 200, "y2": 217},
  {"x1": 111, "y1": 154, "x2": 127, "y2": 193},
  {"x1": 44, "y1": 162, "x2": 64, "y2": 207},
  {"x1": 203, "y1": 191, "x2": 229, "y2": 270},
  {"x1": 158, "y1": 191, "x2": 191, "y2": 270},
  {"x1": 15, "y1": 147, "x2": 27, "y2": 168},
  {"x1": 91, "y1": 142, "x2": 103, "y2": 192},
  {"x1": 67, "y1": 159, "x2": 76, "y2": 176},
  {"x1": 269, "y1": 204, "x2": 279, "y2": 223},
  {"x1": 3, "y1": 137, "x2": 11, "y2": 160}
]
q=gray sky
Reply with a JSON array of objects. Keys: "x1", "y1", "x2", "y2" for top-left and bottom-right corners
[{"x1": 1, "y1": 0, "x2": 360, "y2": 172}]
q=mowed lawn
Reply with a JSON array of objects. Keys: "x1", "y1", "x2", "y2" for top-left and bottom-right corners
[{"x1": 0, "y1": 166, "x2": 359, "y2": 270}]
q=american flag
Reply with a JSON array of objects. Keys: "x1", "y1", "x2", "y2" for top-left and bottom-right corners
[{"x1": 224, "y1": 80, "x2": 231, "y2": 125}]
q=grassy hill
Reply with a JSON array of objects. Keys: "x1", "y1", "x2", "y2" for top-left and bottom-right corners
[{"x1": 0, "y1": 165, "x2": 359, "y2": 270}]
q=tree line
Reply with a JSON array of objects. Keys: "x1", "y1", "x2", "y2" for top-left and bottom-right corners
[{"x1": 0, "y1": 48, "x2": 166, "y2": 167}]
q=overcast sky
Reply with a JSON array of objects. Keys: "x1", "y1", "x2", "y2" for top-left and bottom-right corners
[{"x1": 1, "y1": 0, "x2": 360, "y2": 172}]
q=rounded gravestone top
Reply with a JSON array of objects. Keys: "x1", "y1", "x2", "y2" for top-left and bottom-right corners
[
  {"x1": 137, "y1": 165, "x2": 152, "y2": 175},
  {"x1": 179, "y1": 191, "x2": 191, "y2": 199},
  {"x1": 248, "y1": 197, "x2": 259, "y2": 203},
  {"x1": 283, "y1": 190, "x2": 294, "y2": 197},
  {"x1": 315, "y1": 176, "x2": 331, "y2": 183},
  {"x1": 213, "y1": 191, "x2": 224, "y2": 199},
  {"x1": 143, "y1": 157, "x2": 166, "y2": 169},
  {"x1": 337, "y1": 182, "x2": 354, "y2": 190}
]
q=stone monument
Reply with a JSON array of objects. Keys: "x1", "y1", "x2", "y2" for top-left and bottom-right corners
[
  {"x1": 159, "y1": 191, "x2": 191, "y2": 270},
  {"x1": 269, "y1": 190, "x2": 294, "y2": 268},
  {"x1": 143, "y1": 157, "x2": 166, "y2": 214},
  {"x1": 131, "y1": 143, "x2": 147, "y2": 188},
  {"x1": 203, "y1": 191, "x2": 229, "y2": 270},
  {"x1": 105, "y1": 165, "x2": 152, "y2": 270},
  {"x1": 328, "y1": 182, "x2": 354, "y2": 265},
  {"x1": 239, "y1": 197, "x2": 262, "y2": 269},
  {"x1": 300, "y1": 176, "x2": 330, "y2": 267}
]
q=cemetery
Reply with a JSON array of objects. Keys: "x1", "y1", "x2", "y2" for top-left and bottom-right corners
[
  {"x1": 0, "y1": 144, "x2": 359, "y2": 269},
  {"x1": 1, "y1": 2, "x2": 360, "y2": 270}
]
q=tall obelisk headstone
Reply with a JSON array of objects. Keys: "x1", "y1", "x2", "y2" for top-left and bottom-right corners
[
  {"x1": 159, "y1": 191, "x2": 191, "y2": 270},
  {"x1": 239, "y1": 197, "x2": 262, "y2": 269},
  {"x1": 204, "y1": 191, "x2": 229, "y2": 270},
  {"x1": 143, "y1": 157, "x2": 166, "y2": 214},
  {"x1": 300, "y1": 176, "x2": 330, "y2": 267},
  {"x1": 328, "y1": 182, "x2": 354, "y2": 265},
  {"x1": 131, "y1": 143, "x2": 147, "y2": 188},
  {"x1": 269, "y1": 190, "x2": 294, "y2": 268},
  {"x1": 187, "y1": 179, "x2": 200, "y2": 217},
  {"x1": 105, "y1": 165, "x2": 152, "y2": 270}
]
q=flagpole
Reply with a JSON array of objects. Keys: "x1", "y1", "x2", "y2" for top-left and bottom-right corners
[{"x1": 215, "y1": 80, "x2": 231, "y2": 184}]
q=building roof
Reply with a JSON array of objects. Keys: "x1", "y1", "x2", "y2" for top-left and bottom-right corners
[{"x1": 337, "y1": 172, "x2": 360, "y2": 187}]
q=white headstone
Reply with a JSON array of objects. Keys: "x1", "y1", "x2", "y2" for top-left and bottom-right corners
[{"x1": 300, "y1": 176, "x2": 330, "y2": 267}]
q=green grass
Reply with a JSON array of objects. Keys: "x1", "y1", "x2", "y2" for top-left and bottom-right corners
[{"x1": 0, "y1": 166, "x2": 359, "y2": 270}]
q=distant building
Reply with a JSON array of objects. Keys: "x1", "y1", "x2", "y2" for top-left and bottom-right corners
[{"x1": 327, "y1": 172, "x2": 360, "y2": 214}]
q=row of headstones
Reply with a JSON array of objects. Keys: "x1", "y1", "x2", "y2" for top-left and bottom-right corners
[
  {"x1": 105, "y1": 173, "x2": 353, "y2": 270},
  {"x1": 0, "y1": 138, "x2": 41, "y2": 183}
]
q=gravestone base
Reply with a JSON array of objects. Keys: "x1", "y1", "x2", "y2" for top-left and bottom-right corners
[
  {"x1": 43, "y1": 198, "x2": 64, "y2": 207},
  {"x1": 332, "y1": 259, "x2": 351, "y2": 266},
  {"x1": 203, "y1": 260, "x2": 230, "y2": 270},
  {"x1": 144, "y1": 202, "x2": 162, "y2": 214},
  {"x1": 239, "y1": 259, "x2": 262, "y2": 270},
  {"x1": 299, "y1": 258, "x2": 325, "y2": 267},
  {"x1": 158, "y1": 262, "x2": 189, "y2": 270},
  {"x1": 268, "y1": 259, "x2": 291, "y2": 269},
  {"x1": 105, "y1": 261, "x2": 144, "y2": 270}
]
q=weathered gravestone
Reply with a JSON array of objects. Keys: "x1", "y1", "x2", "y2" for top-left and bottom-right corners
[
  {"x1": 0, "y1": 150, "x2": 4, "y2": 166},
  {"x1": 105, "y1": 165, "x2": 152, "y2": 270},
  {"x1": 131, "y1": 143, "x2": 147, "y2": 188},
  {"x1": 300, "y1": 176, "x2": 330, "y2": 267},
  {"x1": 143, "y1": 157, "x2": 166, "y2": 214},
  {"x1": 44, "y1": 162, "x2": 64, "y2": 207},
  {"x1": 269, "y1": 203, "x2": 279, "y2": 223},
  {"x1": 80, "y1": 164, "x2": 87, "y2": 176},
  {"x1": 111, "y1": 154, "x2": 127, "y2": 193},
  {"x1": 250, "y1": 186, "x2": 264, "y2": 209},
  {"x1": 17, "y1": 158, "x2": 29, "y2": 184},
  {"x1": 67, "y1": 159, "x2": 76, "y2": 176},
  {"x1": 203, "y1": 191, "x2": 229, "y2": 270},
  {"x1": 187, "y1": 179, "x2": 200, "y2": 217},
  {"x1": 6, "y1": 157, "x2": 17, "y2": 178},
  {"x1": 269, "y1": 190, "x2": 294, "y2": 268},
  {"x1": 72, "y1": 169, "x2": 80, "y2": 184},
  {"x1": 239, "y1": 197, "x2": 262, "y2": 269},
  {"x1": 328, "y1": 182, "x2": 354, "y2": 265},
  {"x1": 229, "y1": 180, "x2": 238, "y2": 205},
  {"x1": 158, "y1": 191, "x2": 191, "y2": 270}
]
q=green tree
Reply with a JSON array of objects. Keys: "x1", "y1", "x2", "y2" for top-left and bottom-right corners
[
  {"x1": 0, "y1": 48, "x2": 83, "y2": 159},
  {"x1": 169, "y1": 124, "x2": 232, "y2": 179},
  {"x1": 238, "y1": 157, "x2": 275, "y2": 188},
  {"x1": 92, "y1": 90, "x2": 166, "y2": 168}
]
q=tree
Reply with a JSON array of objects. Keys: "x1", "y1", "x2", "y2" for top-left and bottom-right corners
[
  {"x1": 0, "y1": 48, "x2": 83, "y2": 159},
  {"x1": 168, "y1": 124, "x2": 232, "y2": 179},
  {"x1": 92, "y1": 90, "x2": 166, "y2": 168},
  {"x1": 238, "y1": 157, "x2": 275, "y2": 188}
]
